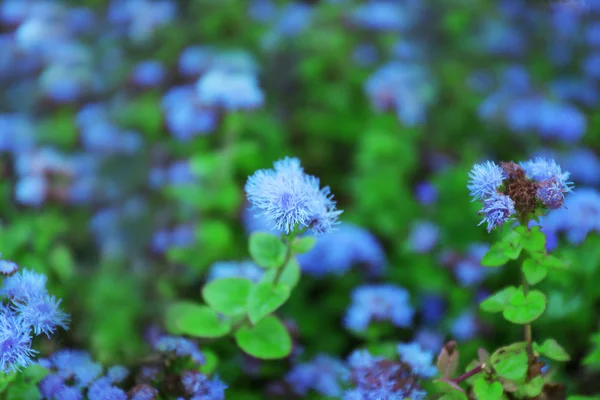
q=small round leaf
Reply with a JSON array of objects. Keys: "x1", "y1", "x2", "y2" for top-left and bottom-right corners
[
  {"x1": 480, "y1": 286, "x2": 517, "y2": 313},
  {"x1": 249, "y1": 233, "x2": 287, "y2": 268},
  {"x1": 202, "y1": 278, "x2": 252, "y2": 316},
  {"x1": 235, "y1": 315, "x2": 292, "y2": 359},
  {"x1": 166, "y1": 303, "x2": 231, "y2": 338},
  {"x1": 503, "y1": 289, "x2": 546, "y2": 324},
  {"x1": 247, "y1": 282, "x2": 291, "y2": 324}
]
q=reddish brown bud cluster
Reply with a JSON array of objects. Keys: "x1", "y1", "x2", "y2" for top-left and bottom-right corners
[{"x1": 500, "y1": 162, "x2": 539, "y2": 216}]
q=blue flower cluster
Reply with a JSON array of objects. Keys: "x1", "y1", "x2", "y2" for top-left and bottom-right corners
[
  {"x1": 0, "y1": 266, "x2": 69, "y2": 373},
  {"x1": 468, "y1": 158, "x2": 572, "y2": 231},
  {"x1": 344, "y1": 284, "x2": 414, "y2": 333},
  {"x1": 245, "y1": 157, "x2": 342, "y2": 235},
  {"x1": 296, "y1": 223, "x2": 386, "y2": 277},
  {"x1": 285, "y1": 355, "x2": 349, "y2": 397}
]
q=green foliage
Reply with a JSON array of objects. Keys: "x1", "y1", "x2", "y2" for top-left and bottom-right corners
[
  {"x1": 166, "y1": 303, "x2": 231, "y2": 338},
  {"x1": 234, "y1": 316, "x2": 292, "y2": 359},
  {"x1": 261, "y1": 259, "x2": 301, "y2": 289},
  {"x1": 247, "y1": 282, "x2": 291, "y2": 324},
  {"x1": 502, "y1": 288, "x2": 546, "y2": 325},
  {"x1": 291, "y1": 236, "x2": 316, "y2": 254},
  {"x1": 535, "y1": 339, "x2": 570, "y2": 362},
  {"x1": 522, "y1": 258, "x2": 548, "y2": 285},
  {"x1": 490, "y1": 342, "x2": 529, "y2": 381},
  {"x1": 249, "y1": 233, "x2": 287, "y2": 268},
  {"x1": 472, "y1": 376, "x2": 503, "y2": 400},
  {"x1": 202, "y1": 278, "x2": 253, "y2": 317},
  {"x1": 480, "y1": 286, "x2": 517, "y2": 313}
]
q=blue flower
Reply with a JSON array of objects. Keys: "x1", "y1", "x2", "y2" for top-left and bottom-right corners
[
  {"x1": 467, "y1": 161, "x2": 505, "y2": 201},
  {"x1": 344, "y1": 349, "x2": 427, "y2": 400},
  {"x1": 153, "y1": 335, "x2": 205, "y2": 365},
  {"x1": 15, "y1": 175, "x2": 47, "y2": 207},
  {"x1": 40, "y1": 374, "x2": 68, "y2": 398},
  {"x1": 132, "y1": 60, "x2": 166, "y2": 88},
  {"x1": 88, "y1": 377, "x2": 127, "y2": 400},
  {"x1": 0, "y1": 309, "x2": 35, "y2": 372},
  {"x1": 14, "y1": 294, "x2": 69, "y2": 337},
  {"x1": 285, "y1": 355, "x2": 349, "y2": 397},
  {"x1": 178, "y1": 46, "x2": 213, "y2": 78},
  {"x1": 478, "y1": 193, "x2": 516, "y2": 232},
  {"x1": 344, "y1": 284, "x2": 414, "y2": 333},
  {"x1": 181, "y1": 371, "x2": 227, "y2": 400},
  {"x1": 106, "y1": 366, "x2": 129, "y2": 383},
  {"x1": 1, "y1": 269, "x2": 48, "y2": 302},
  {"x1": 296, "y1": 224, "x2": 385, "y2": 277},
  {"x1": 451, "y1": 311, "x2": 478, "y2": 342},
  {"x1": 0, "y1": 260, "x2": 18, "y2": 276},
  {"x1": 420, "y1": 294, "x2": 445, "y2": 325},
  {"x1": 196, "y1": 68, "x2": 263, "y2": 110},
  {"x1": 406, "y1": 221, "x2": 439, "y2": 253},
  {"x1": 245, "y1": 157, "x2": 342, "y2": 235},
  {"x1": 130, "y1": 384, "x2": 159, "y2": 400},
  {"x1": 48, "y1": 350, "x2": 102, "y2": 387},
  {"x1": 414, "y1": 181, "x2": 437, "y2": 205},
  {"x1": 207, "y1": 260, "x2": 263, "y2": 283},
  {"x1": 397, "y1": 342, "x2": 437, "y2": 378}
]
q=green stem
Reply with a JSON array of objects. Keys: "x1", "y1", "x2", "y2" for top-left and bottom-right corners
[
  {"x1": 519, "y1": 215, "x2": 535, "y2": 367},
  {"x1": 273, "y1": 238, "x2": 293, "y2": 286}
]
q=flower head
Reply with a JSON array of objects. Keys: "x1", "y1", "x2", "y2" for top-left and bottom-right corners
[
  {"x1": 285, "y1": 355, "x2": 349, "y2": 397},
  {"x1": 0, "y1": 269, "x2": 48, "y2": 302},
  {"x1": 245, "y1": 157, "x2": 342, "y2": 235},
  {"x1": 467, "y1": 161, "x2": 505, "y2": 201},
  {"x1": 0, "y1": 308, "x2": 35, "y2": 372},
  {"x1": 396, "y1": 342, "x2": 437, "y2": 378},
  {"x1": 0, "y1": 260, "x2": 18, "y2": 276},
  {"x1": 181, "y1": 371, "x2": 227, "y2": 400},
  {"x1": 478, "y1": 192, "x2": 516, "y2": 232},
  {"x1": 15, "y1": 294, "x2": 69, "y2": 337}
]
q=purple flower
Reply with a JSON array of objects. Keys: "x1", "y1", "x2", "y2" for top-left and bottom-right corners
[
  {"x1": 153, "y1": 335, "x2": 205, "y2": 365},
  {"x1": 0, "y1": 260, "x2": 18, "y2": 276},
  {"x1": 478, "y1": 193, "x2": 516, "y2": 232},
  {"x1": 1, "y1": 269, "x2": 48, "y2": 302},
  {"x1": 467, "y1": 161, "x2": 505, "y2": 201},
  {"x1": 130, "y1": 384, "x2": 159, "y2": 400},
  {"x1": 397, "y1": 342, "x2": 437, "y2": 378},
  {"x1": 88, "y1": 377, "x2": 127, "y2": 400},
  {"x1": 406, "y1": 221, "x2": 439, "y2": 253},
  {"x1": 15, "y1": 294, "x2": 69, "y2": 337},
  {"x1": 181, "y1": 371, "x2": 227, "y2": 400},
  {"x1": 245, "y1": 157, "x2": 342, "y2": 235},
  {"x1": 196, "y1": 69, "x2": 264, "y2": 110},
  {"x1": 285, "y1": 355, "x2": 349, "y2": 397},
  {"x1": 132, "y1": 60, "x2": 166, "y2": 88},
  {"x1": 344, "y1": 284, "x2": 414, "y2": 333},
  {"x1": 0, "y1": 309, "x2": 35, "y2": 372}
]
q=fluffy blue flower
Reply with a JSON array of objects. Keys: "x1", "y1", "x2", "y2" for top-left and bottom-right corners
[
  {"x1": 153, "y1": 335, "x2": 205, "y2": 365},
  {"x1": 285, "y1": 355, "x2": 349, "y2": 397},
  {"x1": 478, "y1": 193, "x2": 516, "y2": 232},
  {"x1": 454, "y1": 243, "x2": 490, "y2": 287},
  {"x1": 130, "y1": 384, "x2": 159, "y2": 400},
  {"x1": 106, "y1": 366, "x2": 129, "y2": 383},
  {"x1": 396, "y1": 342, "x2": 437, "y2": 378},
  {"x1": 296, "y1": 224, "x2": 385, "y2": 277},
  {"x1": 406, "y1": 221, "x2": 439, "y2": 253},
  {"x1": 0, "y1": 260, "x2": 18, "y2": 276},
  {"x1": 414, "y1": 181, "x2": 437, "y2": 205},
  {"x1": 181, "y1": 371, "x2": 227, "y2": 400},
  {"x1": 15, "y1": 175, "x2": 47, "y2": 207},
  {"x1": 132, "y1": 60, "x2": 166, "y2": 87},
  {"x1": 196, "y1": 69, "x2": 263, "y2": 110},
  {"x1": 48, "y1": 350, "x2": 102, "y2": 387},
  {"x1": 451, "y1": 311, "x2": 478, "y2": 342},
  {"x1": 207, "y1": 260, "x2": 263, "y2": 283},
  {"x1": 344, "y1": 284, "x2": 414, "y2": 333},
  {"x1": 40, "y1": 374, "x2": 67, "y2": 398},
  {"x1": 178, "y1": 46, "x2": 213, "y2": 77},
  {"x1": 344, "y1": 349, "x2": 427, "y2": 400},
  {"x1": 0, "y1": 309, "x2": 35, "y2": 372},
  {"x1": 467, "y1": 161, "x2": 505, "y2": 201},
  {"x1": 1, "y1": 269, "x2": 48, "y2": 302},
  {"x1": 15, "y1": 294, "x2": 69, "y2": 337},
  {"x1": 349, "y1": 1, "x2": 418, "y2": 31},
  {"x1": 161, "y1": 85, "x2": 217, "y2": 140},
  {"x1": 88, "y1": 377, "x2": 127, "y2": 400},
  {"x1": 245, "y1": 157, "x2": 342, "y2": 235}
]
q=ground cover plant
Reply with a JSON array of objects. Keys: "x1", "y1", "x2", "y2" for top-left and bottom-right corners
[{"x1": 0, "y1": 0, "x2": 600, "y2": 399}]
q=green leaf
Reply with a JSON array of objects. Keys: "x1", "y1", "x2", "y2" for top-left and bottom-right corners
[
  {"x1": 432, "y1": 380, "x2": 467, "y2": 399},
  {"x1": 480, "y1": 286, "x2": 517, "y2": 313},
  {"x1": 502, "y1": 230, "x2": 523, "y2": 260},
  {"x1": 247, "y1": 282, "x2": 291, "y2": 324},
  {"x1": 490, "y1": 342, "x2": 529, "y2": 381},
  {"x1": 522, "y1": 258, "x2": 548, "y2": 285},
  {"x1": 291, "y1": 236, "x2": 316, "y2": 254},
  {"x1": 539, "y1": 255, "x2": 570, "y2": 270},
  {"x1": 261, "y1": 258, "x2": 301, "y2": 289},
  {"x1": 249, "y1": 233, "x2": 287, "y2": 268},
  {"x1": 234, "y1": 315, "x2": 292, "y2": 359},
  {"x1": 198, "y1": 349, "x2": 219, "y2": 375},
  {"x1": 473, "y1": 376, "x2": 503, "y2": 400},
  {"x1": 165, "y1": 303, "x2": 231, "y2": 338},
  {"x1": 521, "y1": 226, "x2": 546, "y2": 255},
  {"x1": 481, "y1": 244, "x2": 509, "y2": 267},
  {"x1": 519, "y1": 376, "x2": 544, "y2": 397},
  {"x1": 503, "y1": 288, "x2": 546, "y2": 324},
  {"x1": 535, "y1": 339, "x2": 570, "y2": 362},
  {"x1": 202, "y1": 278, "x2": 252, "y2": 316}
]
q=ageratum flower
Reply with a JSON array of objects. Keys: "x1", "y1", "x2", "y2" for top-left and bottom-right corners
[
  {"x1": 285, "y1": 355, "x2": 349, "y2": 397},
  {"x1": 478, "y1": 192, "x2": 516, "y2": 232},
  {"x1": 467, "y1": 161, "x2": 505, "y2": 201},
  {"x1": 181, "y1": 371, "x2": 227, "y2": 400},
  {"x1": 0, "y1": 308, "x2": 36, "y2": 373},
  {"x1": 396, "y1": 342, "x2": 437, "y2": 378},
  {"x1": 520, "y1": 157, "x2": 573, "y2": 209},
  {"x1": 344, "y1": 284, "x2": 414, "y2": 333},
  {"x1": 245, "y1": 157, "x2": 342, "y2": 235}
]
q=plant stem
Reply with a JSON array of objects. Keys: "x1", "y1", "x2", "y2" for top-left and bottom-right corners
[
  {"x1": 273, "y1": 238, "x2": 293, "y2": 286},
  {"x1": 453, "y1": 364, "x2": 484, "y2": 385},
  {"x1": 518, "y1": 215, "x2": 535, "y2": 365}
]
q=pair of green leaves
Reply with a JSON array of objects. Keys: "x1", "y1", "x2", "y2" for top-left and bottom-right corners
[
  {"x1": 249, "y1": 232, "x2": 315, "y2": 268},
  {"x1": 481, "y1": 226, "x2": 549, "y2": 268},
  {"x1": 480, "y1": 286, "x2": 546, "y2": 324}
]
